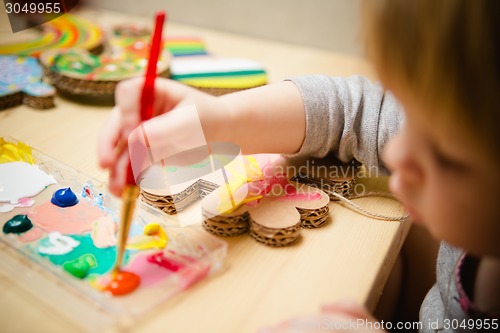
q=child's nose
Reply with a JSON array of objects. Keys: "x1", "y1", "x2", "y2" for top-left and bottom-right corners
[{"x1": 383, "y1": 133, "x2": 423, "y2": 186}]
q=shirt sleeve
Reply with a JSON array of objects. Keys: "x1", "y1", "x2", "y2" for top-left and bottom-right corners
[{"x1": 287, "y1": 75, "x2": 404, "y2": 174}]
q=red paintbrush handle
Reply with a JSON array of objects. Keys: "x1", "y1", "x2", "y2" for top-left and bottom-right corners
[
  {"x1": 125, "y1": 160, "x2": 136, "y2": 186},
  {"x1": 140, "y1": 11, "x2": 166, "y2": 122},
  {"x1": 125, "y1": 11, "x2": 166, "y2": 186}
]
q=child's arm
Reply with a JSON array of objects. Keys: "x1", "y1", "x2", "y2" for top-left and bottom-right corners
[
  {"x1": 217, "y1": 81, "x2": 306, "y2": 155},
  {"x1": 99, "y1": 75, "x2": 402, "y2": 195},
  {"x1": 288, "y1": 75, "x2": 404, "y2": 174},
  {"x1": 98, "y1": 78, "x2": 307, "y2": 195},
  {"x1": 218, "y1": 74, "x2": 403, "y2": 168}
]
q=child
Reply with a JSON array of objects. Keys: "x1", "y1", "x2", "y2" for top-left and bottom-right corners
[{"x1": 99, "y1": 0, "x2": 500, "y2": 331}]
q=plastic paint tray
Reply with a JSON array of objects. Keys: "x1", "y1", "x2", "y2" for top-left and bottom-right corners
[{"x1": 0, "y1": 137, "x2": 228, "y2": 332}]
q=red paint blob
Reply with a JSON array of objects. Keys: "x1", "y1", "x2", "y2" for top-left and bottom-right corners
[
  {"x1": 147, "y1": 251, "x2": 185, "y2": 271},
  {"x1": 106, "y1": 271, "x2": 141, "y2": 296},
  {"x1": 145, "y1": 251, "x2": 210, "y2": 290}
]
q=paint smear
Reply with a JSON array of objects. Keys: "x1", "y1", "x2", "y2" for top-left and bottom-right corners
[
  {"x1": 178, "y1": 264, "x2": 211, "y2": 290},
  {"x1": 28, "y1": 199, "x2": 106, "y2": 235},
  {"x1": 124, "y1": 253, "x2": 175, "y2": 287},
  {"x1": 125, "y1": 251, "x2": 210, "y2": 290},
  {"x1": 0, "y1": 162, "x2": 56, "y2": 204},
  {"x1": 91, "y1": 216, "x2": 117, "y2": 248},
  {"x1": 38, "y1": 234, "x2": 128, "y2": 275},
  {"x1": 0, "y1": 197, "x2": 35, "y2": 213},
  {"x1": 17, "y1": 227, "x2": 44, "y2": 243}
]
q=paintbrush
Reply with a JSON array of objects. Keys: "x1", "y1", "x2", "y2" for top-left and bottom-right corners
[{"x1": 112, "y1": 11, "x2": 166, "y2": 279}]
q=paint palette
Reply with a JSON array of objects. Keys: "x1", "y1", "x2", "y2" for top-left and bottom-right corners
[{"x1": 0, "y1": 137, "x2": 227, "y2": 332}]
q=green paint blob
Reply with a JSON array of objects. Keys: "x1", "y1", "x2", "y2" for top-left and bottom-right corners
[
  {"x1": 165, "y1": 166, "x2": 178, "y2": 172},
  {"x1": 3, "y1": 215, "x2": 33, "y2": 234},
  {"x1": 191, "y1": 159, "x2": 210, "y2": 168},
  {"x1": 52, "y1": 52, "x2": 100, "y2": 75},
  {"x1": 39, "y1": 234, "x2": 129, "y2": 276},
  {"x1": 62, "y1": 254, "x2": 97, "y2": 279},
  {"x1": 164, "y1": 158, "x2": 210, "y2": 173}
]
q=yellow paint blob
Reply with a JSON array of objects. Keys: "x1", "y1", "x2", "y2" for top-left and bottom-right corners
[
  {"x1": 126, "y1": 222, "x2": 168, "y2": 250},
  {"x1": 0, "y1": 138, "x2": 34, "y2": 164},
  {"x1": 216, "y1": 156, "x2": 266, "y2": 214}
]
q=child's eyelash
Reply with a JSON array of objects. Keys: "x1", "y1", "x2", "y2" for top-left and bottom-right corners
[
  {"x1": 423, "y1": 137, "x2": 469, "y2": 172},
  {"x1": 432, "y1": 150, "x2": 468, "y2": 172}
]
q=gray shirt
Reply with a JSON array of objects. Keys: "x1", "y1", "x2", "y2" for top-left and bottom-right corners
[
  {"x1": 289, "y1": 75, "x2": 493, "y2": 332},
  {"x1": 419, "y1": 243, "x2": 486, "y2": 333},
  {"x1": 289, "y1": 75, "x2": 404, "y2": 174}
]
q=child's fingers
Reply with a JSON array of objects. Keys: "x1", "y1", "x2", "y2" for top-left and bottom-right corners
[
  {"x1": 154, "y1": 78, "x2": 206, "y2": 109},
  {"x1": 115, "y1": 79, "x2": 142, "y2": 136},
  {"x1": 102, "y1": 77, "x2": 213, "y2": 195},
  {"x1": 321, "y1": 300, "x2": 384, "y2": 332},
  {"x1": 260, "y1": 301, "x2": 382, "y2": 333},
  {"x1": 100, "y1": 78, "x2": 150, "y2": 170},
  {"x1": 108, "y1": 149, "x2": 129, "y2": 197},
  {"x1": 259, "y1": 312, "x2": 382, "y2": 333},
  {"x1": 114, "y1": 78, "x2": 189, "y2": 139},
  {"x1": 98, "y1": 107, "x2": 122, "y2": 168},
  {"x1": 321, "y1": 300, "x2": 371, "y2": 318}
]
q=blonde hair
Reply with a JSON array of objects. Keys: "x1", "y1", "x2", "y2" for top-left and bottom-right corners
[{"x1": 363, "y1": 0, "x2": 500, "y2": 157}]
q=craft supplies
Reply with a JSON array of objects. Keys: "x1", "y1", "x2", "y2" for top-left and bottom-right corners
[{"x1": 0, "y1": 137, "x2": 227, "y2": 331}]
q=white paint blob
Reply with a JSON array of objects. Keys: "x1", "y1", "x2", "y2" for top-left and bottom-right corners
[
  {"x1": 38, "y1": 232, "x2": 80, "y2": 255},
  {"x1": 0, "y1": 162, "x2": 57, "y2": 204}
]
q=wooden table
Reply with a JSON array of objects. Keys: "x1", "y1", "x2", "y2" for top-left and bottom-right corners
[{"x1": 0, "y1": 8, "x2": 409, "y2": 333}]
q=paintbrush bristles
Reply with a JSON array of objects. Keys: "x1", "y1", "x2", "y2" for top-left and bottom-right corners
[{"x1": 112, "y1": 185, "x2": 140, "y2": 277}]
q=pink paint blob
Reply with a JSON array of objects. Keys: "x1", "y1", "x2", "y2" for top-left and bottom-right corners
[
  {"x1": 27, "y1": 200, "x2": 106, "y2": 234},
  {"x1": 178, "y1": 265, "x2": 210, "y2": 290},
  {"x1": 147, "y1": 251, "x2": 186, "y2": 271},
  {"x1": 247, "y1": 172, "x2": 322, "y2": 202},
  {"x1": 282, "y1": 191, "x2": 323, "y2": 201},
  {"x1": 18, "y1": 197, "x2": 35, "y2": 206},
  {"x1": 124, "y1": 251, "x2": 210, "y2": 289},
  {"x1": 125, "y1": 253, "x2": 174, "y2": 287}
]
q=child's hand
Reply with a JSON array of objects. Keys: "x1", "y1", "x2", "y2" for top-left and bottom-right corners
[
  {"x1": 98, "y1": 78, "x2": 227, "y2": 196},
  {"x1": 99, "y1": 78, "x2": 307, "y2": 196},
  {"x1": 261, "y1": 301, "x2": 386, "y2": 333}
]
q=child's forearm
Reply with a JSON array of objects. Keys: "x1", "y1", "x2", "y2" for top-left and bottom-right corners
[{"x1": 213, "y1": 81, "x2": 306, "y2": 155}]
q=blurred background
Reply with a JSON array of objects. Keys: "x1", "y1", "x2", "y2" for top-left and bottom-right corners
[{"x1": 84, "y1": 0, "x2": 363, "y2": 55}]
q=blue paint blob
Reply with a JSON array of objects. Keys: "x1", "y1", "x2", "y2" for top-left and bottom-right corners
[
  {"x1": 51, "y1": 187, "x2": 79, "y2": 207},
  {"x1": 3, "y1": 214, "x2": 33, "y2": 234}
]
